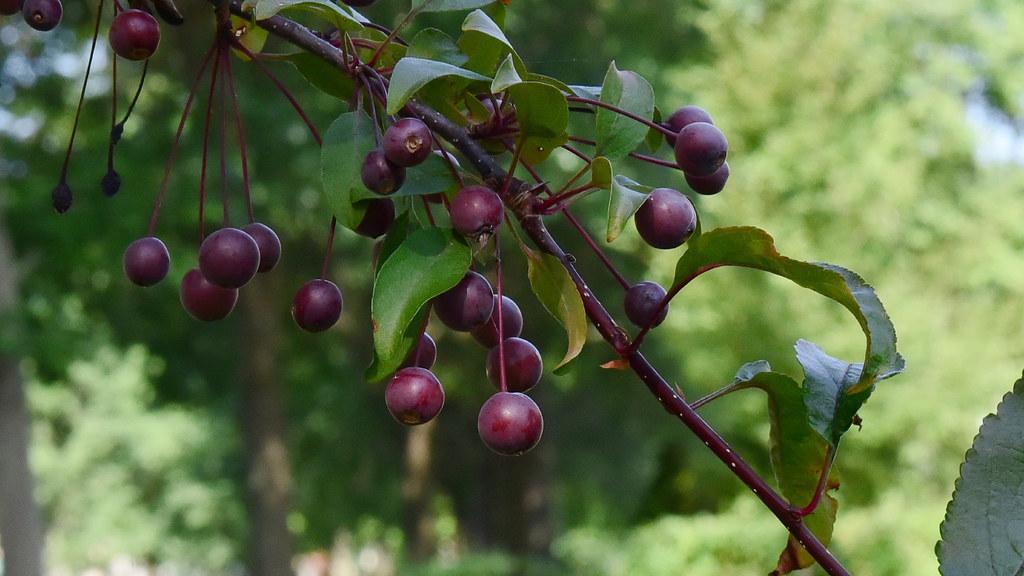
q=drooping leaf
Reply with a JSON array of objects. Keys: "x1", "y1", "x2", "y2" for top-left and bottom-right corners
[
  {"x1": 795, "y1": 340, "x2": 876, "y2": 447},
  {"x1": 606, "y1": 175, "x2": 652, "y2": 242},
  {"x1": 412, "y1": 0, "x2": 495, "y2": 12},
  {"x1": 459, "y1": 8, "x2": 525, "y2": 76},
  {"x1": 407, "y1": 28, "x2": 468, "y2": 66},
  {"x1": 285, "y1": 52, "x2": 356, "y2": 100},
  {"x1": 523, "y1": 246, "x2": 587, "y2": 371},
  {"x1": 393, "y1": 153, "x2": 457, "y2": 198},
  {"x1": 596, "y1": 61, "x2": 655, "y2": 160},
  {"x1": 253, "y1": 0, "x2": 364, "y2": 31},
  {"x1": 491, "y1": 54, "x2": 523, "y2": 93},
  {"x1": 321, "y1": 111, "x2": 378, "y2": 229},
  {"x1": 672, "y1": 227, "x2": 904, "y2": 445},
  {"x1": 386, "y1": 57, "x2": 490, "y2": 114},
  {"x1": 938, "y1": 373, "x2": 1024, "y2": 576},
  {"x1": 507, "y1": 81, "x2": 568, "y2": 163},
  {"x1": 590, "y1": 156, "x2": 613, "y2": 190},
  {"x1": 368, "y1": 228, "x2": 472, "y2": 382},
  {"x1": 729, "y1": 364, "x2": 840, "y2": 574}
]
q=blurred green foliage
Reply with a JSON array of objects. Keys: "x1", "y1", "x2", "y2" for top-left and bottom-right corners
[{"x1": 2, "y1": 0, "x2": 1024, "y2": 574}]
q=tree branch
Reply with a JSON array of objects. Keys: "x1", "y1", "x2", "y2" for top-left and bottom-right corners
[{"x1": 224, "y1": 3, "x2": 849, "y2": 574}]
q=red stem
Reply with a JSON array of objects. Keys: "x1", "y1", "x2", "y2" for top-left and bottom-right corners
[
  {"x1": 218, "y1": 49, "x2": 231, "y2": 227},
  {"x1": 197, "y1": 43, "x2": 223, "y2": 242},
  {"x1": 568, "y1": 135, "x2": 681, "y2": 170},
  {"x1": 798, "y1": 444, "x2": 837, "y2": 517},
  {"x1": 224, "y1": 46, "x2": 254, "y2": 223},
  {"x1": 58, "y1": 0, "x2": 105, "y2": 184},
  {"x1": 495, "y1": 234, "x2": 508, "y2": 393},
  {"x1": 232, "y1": 40, "x2": 322, "y2": 146},
  {"x1": 566, "y1": 95, "x2": 675, "y2": 137}
]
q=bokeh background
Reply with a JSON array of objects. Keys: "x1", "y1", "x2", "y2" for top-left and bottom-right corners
[{"x1": 3, "y1": 1, "x2": 1024, "y2": 574}]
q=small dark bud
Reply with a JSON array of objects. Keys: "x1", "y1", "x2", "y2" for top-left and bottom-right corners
[
  {"x1": 101, "y1": 170, "x2": 122, "y2": 197},
  {"x1": 51, "y1": 182, "x2": 72, "y2": 214},
  {"x1": 111, "y1": 123, "x2": 124, "y2": 145}
]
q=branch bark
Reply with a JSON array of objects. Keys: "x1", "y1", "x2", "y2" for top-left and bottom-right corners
[{"x1": 223, "y1": 4, "x2": 850, "y2": 574}]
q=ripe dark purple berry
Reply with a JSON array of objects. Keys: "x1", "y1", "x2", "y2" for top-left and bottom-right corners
[
  {"x1": 685, "y1": 162, "x2": 729, "y2": 196},
  {"x1": 450, "y1": 185, "x2": 503, "y2": 239},
  {"x1": 21, "y1": 0, "x2": 60, "y2": 31},
  {"x1": 292, "y1": 279, "x2": 343, "y2": 333},
  {"x1": 51, "y1": 182, "x2": 71, "y2": 213},
  {"x1": 486, "y1": 337, "x2": 543, "y2": 393},
  {"x1": 383, "y1": 118, "x2": 432, "y2": 167},
  {"x1": 1, "y1": 0, "x2": 22, "y2": 17},
  {"x1": 180, "y1": 268, "x2": 238, "y2": 322},
  {"x1": 361, "y1": 149, "x2": 405, "y2": 195},
  {"x1": 402, "y1": 332, "x2": 437, "y2": 370},
  {"x1": 624, "y1": 281, "x2": 669, "y2": 328},
  {"x1": 674, "y1": 121, "x2": 728, "y2": 177},
  {"x1": 108, "y1": 9, "x2": 160, "y2": 61},
  {"x1": 243, "y1": 222, "x2": 282, "y2": 273},
  {"x1": 434, "y1": 271, "x2": 494, "y2": 332},
  {"x1": 471, "y1": 295, "x2": 523, "y2": 348},
  {"x1": 634, "y1": 188, "x2": 697, "y2": 249},
  {"x1": 198, "y1": 227, "x2": 262, "y2": 289},
  {"x1": 101, "y1": 170, "x2": 122, "y2": 197},
  {"x1": 355, "y1": 198, "x2": 395, "y2": 239},
  {"x1": 477, "y1": 392, "x2": 544, "y2": 456},
  {"x1": 385, "y1": 367, "x2": 444, "y2": 426},
  {"x1": 123, "y1": 236, "x2": 171, "y2": 287},
  {"x1": 664, "y1": 105, "x2": 713, "y2": 147}
]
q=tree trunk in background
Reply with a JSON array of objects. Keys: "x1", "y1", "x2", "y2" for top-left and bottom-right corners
[
  {"x1": 403, "y1": 421, "x2": 437, "y2": 560},
  {"x1": 0, "y1": 211, "x2": 45, "y2": 576},
  {"x1": 240, "y1": 279, "x2": 295, "y2": 576}
]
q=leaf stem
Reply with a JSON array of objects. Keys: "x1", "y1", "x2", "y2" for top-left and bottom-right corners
[
  {"x1": 797, "y1": 444, "x2": 837, "y2": 517},
  {"x1": 566, "y1": 95, "x2": 674, "y2": 138}
]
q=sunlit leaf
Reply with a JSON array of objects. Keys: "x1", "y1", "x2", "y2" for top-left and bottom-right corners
[
  {"x1": 253, "y1": 0, "x2": 364, "y2": 31},
  {"x1": 606, "y1": 175, "x2": 652, "y2": 242},
  {"x1": 523, "y1": 246, "x2": 587, "y2": 371},
  {"x1": 386, "y1": 57, "x2": 490, "y2": 114},
  {"x1": 507, "y1": 81, "x2": 568, "y2": 163},
  {"x1": 596, "y1": 61, "x2": 655, "y2": 160},
  {"x1": 407, "y1": 28, "x2": 468, "y2": 66},
  {"x1": 491, "y1": 54, "x2": 523, "y2": 93},
  {"x1": 459, "y1": 8, "x2": 525, "y2": 76}
]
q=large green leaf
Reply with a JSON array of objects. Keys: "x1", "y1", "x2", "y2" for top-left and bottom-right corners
[
  {"x1": 285, "y1": 52, "x2": 356, "y2": 100},
  {"x1": 523, "y1": 246, "x2": 587, "y2": 372},
  {"x1": 938, "y1": 373, "x2": 1024, "y2": 576},
  {"x1": 253, "y1": 0, "x2": 364, "y2": 31},
  {"x1": 491, "y1": 54, "x2": 523, "y2": 93},
  {"x1": 386, "y1": 57, "x2": 490, "y2": 114},
  {"x1": 412, "y1": 0, "x2": 495, "y2": 12},
  {"x1": 730, "y1": 363, "x2": 839, "y2": 574},
  {"x1": 606, "y1": 175, "x2": 652, "y2": 243},
  {"x1": 321, "y1": 112, "x2": 378, "y2": 230},
  {"x1": 458, "y1": 9, "x2": 525, "y2": 76},
  {"x1": 406, "y1": 28, "x2": 468, "y2": 66},
  {"x1": 595, "y1": 61, "x2": 655, "y2": 160},
  {"x1": 368, "y1": 228, "x2": 472, "y2": 382},
  {"x1": 507, "y1": 81, "x2": 568, "y2": 163},
  {"x1": 393, "y1": 153, "x2": 458, "y2": 198},
  {"x1": 672, "y1": 227, "x2": 904, "y2": 445}
]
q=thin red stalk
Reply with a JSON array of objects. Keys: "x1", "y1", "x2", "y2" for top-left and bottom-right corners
[
  {"x1": 500, "y1": 138, "x2": 524, "y2": 196},
  {"x1": 58, "y1": 0, "x2": 105, "y2": 183},
  {"x1": 537, "y1": 183, "x2": 596, "y2": 212},
  {"x1": 366, "y1": 0, "x2": 432, "y2": 67},
  {"x1": 566, "y1": 95, "x2": 674, "y2": 137},
  {"x1": 562, "y1": 209, "x2": 630, "y2": 290},
  {"x1": 219, "y1": 49, "x2": 231, "y2": 227},
  {"x1": 431, "y1": 133, "x2": 465, "y2": 187},
  {"x1": 320, "y1": 217, "x2": 337, "y2": 279},
  {"x1": 224, "y1": 46, "x2": 254, "y2": 223},
  {"x1": 691, "y1": 382, "x2": 741, "y2": 411},
  {"x1": 197, "y1": 43, "x2": 224, "y2": 242},
  {"x1": 630, "y1": 264, "x2": 722, "y2": 351},
  {"x1": 364, "y1": 22, "x2": 409, "y2": 46},
  {"x1": 233, "y1": 40, "x2": 322, "y2": 146},
  {"x1": 560, "y1": 143, "x2": 592, "y2": 163},
  {"x1": 421, "y1": 197, "x2": 437, "y2": 226},
  {"x1": 106, "y1": 39, "x2": 118, "y2": 174},
  {"x1": 798, "y1": 444, "x2": 837, "y2": 517},
  {"x1": 495, "y1": 234, "x2": 508, "y2": 392},
  {"x1": 117, "y1": 60, "x2": 149, "y2": 128},
  {"x1": 568, "y1": 135, "x2": 681, "y2": 170},
  {"x1": 147, "y1": 45, "x2": 217, "y2": 235},
  {"x1": 553, "y1": 162, "x2": 592, "y2": 197}
]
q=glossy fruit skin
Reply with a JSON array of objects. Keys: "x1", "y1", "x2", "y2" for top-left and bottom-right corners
[
  {"x1": 434, "y1": 271, "x2": 494, "y2": 331},
  {"x1": 471, "y1": 295, "x2": 523, "y2": 348},
  {"x1": 450, "y1": 185, "x2": 503, "y2": 239},
  {"x1": 180, "y1": 268, "x2": 238, "y2": 322},
  {"x1": 383, "y1": 118, "x2": 432, "y2": 167},
  {"x1": 1, "y1": 0, "x2": 22, "y2": 17},
  {"x1": 664, "y1": 105, "x2": 713, "y2": 147},
  {"x1": 486, "y1": 337, "x2": 543, "y2": 393},
  {"x1": 478, "y1": 392, "x2": 544, "y2": 456},
  {"x1": 385, "y1": 367, "x2": 444, "y2": 425},
  {"x1": 108, "y1": 9, "x2": 160, "y2": 61},
  {"x1": 242, "y1": 223, "x2": 282, "y2": 273},
  {"x1": 634, "y1": 188, "x2": 697, "y2": 249},
  {"x1": 685, "y1": 162, "x2": 729, "y2": 196},
  {"x1": 674, "y1": 122, "x2": 728, "y2": 177},
  {"x1": 292, "y1": 279, "x2": 343, "y2": 333},
  {"x1": 198, "y1": 227, "x2": 262, "y2": 289},
  {"x1": 361, "y1": 150, "x2": 406, "y2": 195},
  {"x1": 21, "y1": 0, "x2": 60, "y2": 31},
  {"x1": 624, "y1": 281, "x2": 669, "y2": 328},
  {"x1": 123, "y1": 236, "x2": 171, "y2": 287},
  {"x1": 402, "y1": 332, "x2": 437, "y2": 370},
  {"x1": 355, "y1": 198, "x2": 395, "y2": 239}
]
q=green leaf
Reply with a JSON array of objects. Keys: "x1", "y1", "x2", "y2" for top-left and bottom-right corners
[
  {"x1": 459, "y1": 9, "x2": 525, "y2": 76},
  {"x1": 491, "y1": 54, "x2": 523, "y2": 93},
  {"x1": 321, "y1": 111, "x2": 378, "y2": 229},
  {"x1": 796, "y1": 340, "x2": 877, "y2": 447},
  {"x1": 407, "y1": 28, "x2": 468, "y2": 66},
  {"x1": 229, "y1": 15, "x2": 268, "y2": 60},
  {"x1": 523, "y1": 246, "x2": 587, "y2": 371},
  {"x1": 568, "y1": 85, "x2": 602, "y2": 100},
  {"x1": 386, "y1": 57, "x2": 490, "y2": 114},
  {"x1": 590, "y1": 156, "x2": 613, "y2": 190},
  {"x1": 375, "y1": 212, "x2": 413, "y2": 277},
  {"x1": 938, "y1": 373, "x2": 1024, "y2": 576},
  {"x1": 253, "y1": 0, "x2": 364, "y2": 31},
  {"x1": 672, "y1": 227, "x2": 904, "y2": 445},
  {"x1": 393, "y1": 153, "x2": 457, "y2": 198},
  {"x1": 285, "y1": 52, "x2": 356, "y2": 100},
  {"x1": 730, "y1": 365, "x2": 839, "y2": 575},
  {"x1": 596, "y1": 61, "x2": 655, "y2": 160},
  {"x1": 645, "y1": 106, "x2": 664, "y2": 152},
  {"x1": 507, "y1": 82, "x2": 568, "y2": 163},
  {"x1": 606, "y1": 175, "x2": 652, "y2": 243},
  {"x1": 412, "y1": 0, "x2": 495, "y2": 12},
  {"x1": 527, "y1": 73, "x2": 574, "y2": 95},
  {"x1": 368, "y1": 228, "x2": 472, "y2": 382}
]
